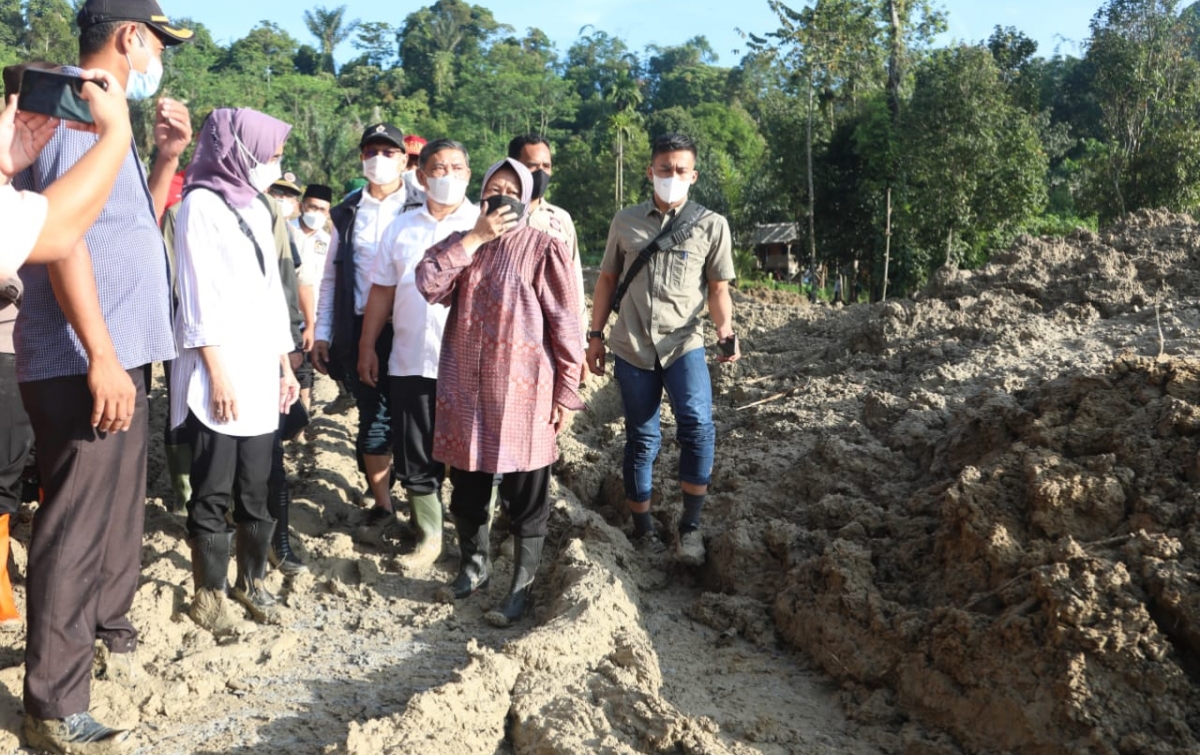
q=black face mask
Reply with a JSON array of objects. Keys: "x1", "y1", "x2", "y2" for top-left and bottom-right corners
[
  {"x1": 529, "y1": 169, "x2": 551, "y2": 201},
  {"x1": 484, "y1": 194, "x2": 526, "y2": 220}
]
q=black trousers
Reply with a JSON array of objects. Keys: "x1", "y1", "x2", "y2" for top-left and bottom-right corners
[
  {"x1": 0, "y1": 353, "x2": 32, "y2": 517},
  {"x1": 450, "y1": 466, "x2": 551, "y2": 538},
  {"x1": 339, "y1": 318, "x2": 393, "y2": 469},
  {"x1": 20, "y1": 368, "x2": 147, "y2": 719},
  {"x1": 185, "y1": 412, "x2": 274, "y2": 539},
  {"x1": 389, "y1": 375, "x2": 442, "y2": 496}
]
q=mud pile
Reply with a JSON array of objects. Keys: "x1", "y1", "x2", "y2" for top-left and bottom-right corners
[{"x1": 1, "y1": 210, "x2": 1198, "y2": 754}]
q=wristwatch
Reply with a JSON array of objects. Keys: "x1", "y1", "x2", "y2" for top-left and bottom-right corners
[{"x1": 587, "y1": 330, "x2": 605, "y2": 342}]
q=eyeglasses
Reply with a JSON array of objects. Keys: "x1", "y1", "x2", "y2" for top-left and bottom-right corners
[{"x1": 363, "y1": 147, "x2": 403, "y2": 159}]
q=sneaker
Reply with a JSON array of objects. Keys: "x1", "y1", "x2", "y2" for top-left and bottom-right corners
[
  {"x1": 675, "y1": 529, "x2": 706, "y2": 566},
  {"x1": 23, "y1": 712, "x2": 130, "y2": 754},
  {"x1": 630, "y1": 528, "x2": 667, "y2": 555}
]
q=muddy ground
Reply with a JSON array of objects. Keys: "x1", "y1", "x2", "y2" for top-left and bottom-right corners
[{"x1": 1, "y1": 208, "x2": 1199, "y2": 754}]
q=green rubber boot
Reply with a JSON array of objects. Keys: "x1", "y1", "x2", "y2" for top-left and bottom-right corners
[
  {"x1": 164, "y1": 443, "x2": 192, "y2": 513},
  {"x1": 396, "y1": 492, "x2": 443, "y2": 571}
]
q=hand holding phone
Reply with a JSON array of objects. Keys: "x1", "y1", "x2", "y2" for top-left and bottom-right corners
[
  {"x1": 0, "y1": 95, "x2": 57, "y2": 179},
  {"x1": 72, "y1": 69, "x2": 128, "y2": 137},
  {"x1": 18, "y1": 69, "x2": 99, "y2": 124},
  {"x1": 717, "y1": 333, "x2": 739, "y2": 362}
]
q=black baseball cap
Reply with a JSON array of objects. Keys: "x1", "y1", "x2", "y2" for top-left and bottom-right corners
[
  {"x1": 359, "y1": 123, "x2": 404, "y2": 150},
  {"x1": 77, "y1": 0, "x2": 194, "y2": 45}
]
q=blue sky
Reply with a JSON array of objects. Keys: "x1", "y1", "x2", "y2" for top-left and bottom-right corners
[{"x1": 181, "y1": 0, "x2": 1102, "y2": 64}]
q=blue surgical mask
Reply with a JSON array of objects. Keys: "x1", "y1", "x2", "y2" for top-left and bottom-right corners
[{"x1": 125, "y1": 30, "x2": 163, "y2": 101}]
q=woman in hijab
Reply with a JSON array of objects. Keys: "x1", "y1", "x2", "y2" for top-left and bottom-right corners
[
  {"x1": 416, "y1": 157, "x2": 584, "y2": 627},
  {"x1": 171, "y1": 108, "x2": 300, "y2": 634}
]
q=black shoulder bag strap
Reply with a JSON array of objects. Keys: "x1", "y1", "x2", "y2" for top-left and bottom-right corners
[
  {"x1": 217, "y1": 193, "x2": 267, "y2": 276},
  {"x1": 611, "y1": 202, "x2": 707, "y2": 313}
]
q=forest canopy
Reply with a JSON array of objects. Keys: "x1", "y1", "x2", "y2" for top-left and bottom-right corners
[{"x1": 4, "y1": 0, "x2": 1200, "y2": 299}]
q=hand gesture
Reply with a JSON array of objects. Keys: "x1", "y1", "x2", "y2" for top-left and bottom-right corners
[
  {"x1": 154, "y1": 97, "x2": 191, "y2": 161},
  {"x1": 470, "y1": 203, "x2": 518, "y2": 247},
  {"x1": 0, "y1": 95, "x2": 57, "y2": 178}
]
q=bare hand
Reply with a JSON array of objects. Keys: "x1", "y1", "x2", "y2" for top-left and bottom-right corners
[
  {"x1": 586, "y1": 338, "x2": 607, "y2": 376},
  {"x1": 279, "y1": 370, "x2": 300, "y2": 413},
  {"x1": 551, "y1": 403, "x2": 573, "y2": 433},
  {"x1": 88, "y1": 353, "x2": 136, "y2": 433},
  {"x1": 209, "y1": 372, "x2": 238, "y2": 423},
  {"x1": 301, "y1": 329, "x2": 314, "y2": 353},
  {"x1": 154, "y1": 97, "x2": 191, "y2": 162},
  {"x1": 289, "y1": 350, "x2": 303, "y2": 371},
  {"x1": 716, "y1": 333, "x2": 741, "y2": 364},
  {"x1": 71, "y1": 70, "x2": 129, "y2": 137},
  {"x1": 312, "y1": 340, "x2": 331, "y2": 375},
  {"x1": 358, "y1": 347, "x2": 378, "y2": 387},
  {"x1": 0, "y1": 95, "x2": 57, "y2": 178},
  {"x1": 468, "y1": 204, "x2": 518, "y2": 247}
]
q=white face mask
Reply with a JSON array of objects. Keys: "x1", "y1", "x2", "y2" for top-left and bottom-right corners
[
  {"x1": 301, "y1": 211, "x2": 326, "y2": 230},
  {"x1": 238, "y1": 137, "x2": 281, "y2": 193},
  {"x1": 653, "y1": 175, "x2": 692, "y2": 205},
  {"x1": 424, "y1": 175, "x2": 469, "y2": 206},
  {"x1": 362, "y1": 156, "x2": 402, "y2": 186},
  {"x1": 278, "y1": 197, "x2": 298, "y2": 218}
]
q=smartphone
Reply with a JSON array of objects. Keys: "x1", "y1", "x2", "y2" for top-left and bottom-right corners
[
  {"x1": 718, "y1": 334, "x2": 738, "y2": 358},
  {"x1": 18, "y1": 69, "x2": 102, "y2": 124},
  {"x1": 484, "y1": 194, "x2": 525, "y2": 219}
]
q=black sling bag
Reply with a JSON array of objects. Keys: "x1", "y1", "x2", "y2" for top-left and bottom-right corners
[{"x1": 610, "y1": 202, "x2": 707, "y2": 313}]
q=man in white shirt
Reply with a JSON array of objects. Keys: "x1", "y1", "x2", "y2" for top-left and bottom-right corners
[
  {"x1": 293, "y1": 182, "x2": 331, "y2": 429},
  {"x1": 312, "y1": 123, "x2": 420, "y2": 522},
  {"x1": 357, "y1": 138, "x2": 478, "y2": 570}
]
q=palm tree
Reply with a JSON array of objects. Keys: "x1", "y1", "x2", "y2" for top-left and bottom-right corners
[
  {"x1": 303, "y1": 4, "x2": 360, "y2": 74},
  {"x1": 605, "y1": 73, "x2": 643, "y2": 210}
]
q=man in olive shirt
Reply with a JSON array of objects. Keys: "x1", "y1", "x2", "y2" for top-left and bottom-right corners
[{"x1": 586, "y1": 133, "x2": 740, "y2": 566}]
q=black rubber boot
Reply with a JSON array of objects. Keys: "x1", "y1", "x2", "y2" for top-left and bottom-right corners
[
  {"x1": 267, "y1": 481, "x2": 307, "y2": 575},
  {"x1": 435, "y1": 517, "x2": 490, "y2": 603},
  {"x1": 485, "y1": 535, "x2": 544, "y2": 627},
  {"x1": 232, "y1": 521, "x2": 281, "y2": 624},
  {"x1": 188, "y1": 531, "x2": 240, "y2": 635}
]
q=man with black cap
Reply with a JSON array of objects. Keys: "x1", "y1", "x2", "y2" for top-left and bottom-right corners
[
  {"x1": 11, "y1": 0, "x2": 193, "y2": 751},
  {"x1": 314, "y1": 124, "x2": 421, "y2": 524}
]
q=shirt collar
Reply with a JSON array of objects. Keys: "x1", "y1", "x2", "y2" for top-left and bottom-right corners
[{"x1": 358, "y1": 186, "x2": 406, "y2": 210}]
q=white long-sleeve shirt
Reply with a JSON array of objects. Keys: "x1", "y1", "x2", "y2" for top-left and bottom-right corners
[
  {"x1": 0, "y1": 184, "x2": 48, "y2": 278},
  {"x1": 170, "y1": 189, "x2": 294, "y2": 437},
  {"x1": 295, "y1": 223, "x2": 331, "y2": 311},
  {"x1": 315, "y1": 188, "x2": 407, "y2": 342},
  {"x1": 369, "y1": 200, "x2": 480, "y2": 379}
]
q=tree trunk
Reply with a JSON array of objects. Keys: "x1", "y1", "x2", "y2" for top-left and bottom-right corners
[
  {"x1": 887, "y1": 0, "x2": 904, "y2": 121},
  {"x1": 882, "y1": 187, "x2": 892, "y2": 302},
  {"x1": 806, "y1": 68, "x2": 818, "y2": 303}
]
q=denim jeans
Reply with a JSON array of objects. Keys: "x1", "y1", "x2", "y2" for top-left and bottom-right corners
[{"x1": 613, "y1": 348, "x2": 715, "y2": 503}]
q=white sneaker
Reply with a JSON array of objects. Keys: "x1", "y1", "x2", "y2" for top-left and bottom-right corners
[{"x1": 675, "y1": 530, "x2": 705, "y2": 566}]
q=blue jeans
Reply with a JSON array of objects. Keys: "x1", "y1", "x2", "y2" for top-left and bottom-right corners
[{"x1": 614, "y1": 348, "x2": 715, "y2": 503}]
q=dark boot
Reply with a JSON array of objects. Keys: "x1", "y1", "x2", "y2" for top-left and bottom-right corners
[
  {"x1": 395, "y1": 492, "x2": 442, "y2": 572},
  {"x1": 232, "y1": 521, "x2": 281, "y2": 624},
  {"x1": 188, "y1": 531, "x2": 240, "y2": 635},
  {"x1": 485, "y1": 535, "x2": 544, "y2": 627},
  {"x1": 434, "y1": 517, "x2": 490, "y2": 603},
  {"x1": 267, "y1": 482, "x2": 307, "y2": 576}
]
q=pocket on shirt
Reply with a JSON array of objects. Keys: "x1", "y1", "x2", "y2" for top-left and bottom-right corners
[{"x1": 666, "y1": 240, "x2": 708, "y2": 290}]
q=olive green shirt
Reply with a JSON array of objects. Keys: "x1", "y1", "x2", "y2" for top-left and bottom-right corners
[{"x1": 600, "y1": 199, "x2": 734, "y2": 370}]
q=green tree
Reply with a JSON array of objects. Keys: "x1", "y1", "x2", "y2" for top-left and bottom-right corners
[
  {"x1": 23, "y1": 0, "x2": 76, "y2": 65},
  {"x1": 398, "y1": 0, "x2": 505, "y2": 107},
  {"x1": 303, "y1": 4, "x2": 359, "y2": 74},
  {"x1": 1082, "y1": 0, "x2": 1200, "y2": 219},
  {"x1": 898, "y1": 45, "x2": 1048, "y2": 274}
]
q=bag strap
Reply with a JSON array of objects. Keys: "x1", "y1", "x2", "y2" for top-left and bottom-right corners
[
  {"x1": 217, "y1": 193, "x2": 267, "y2": 276},
  {"x1": 611, "y1": 202, "x2": 707, "y2": 313}
]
